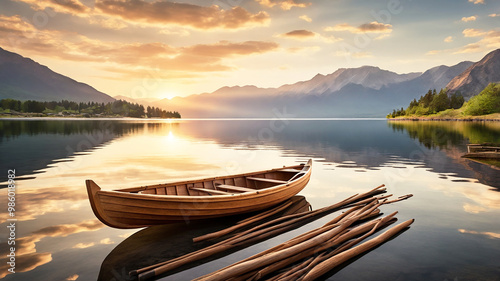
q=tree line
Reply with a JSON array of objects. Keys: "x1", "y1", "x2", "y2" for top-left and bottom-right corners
[
  {"x1": 0, "y1": 99, "x2": 181, "y2": 118},
  {"x1": 387, "y1": 89, "x2": 464, "y2": 118}
]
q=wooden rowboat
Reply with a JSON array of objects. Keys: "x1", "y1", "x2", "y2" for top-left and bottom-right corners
[{"x1": 86, "y1": 159, "x2": 312, "y2": 228}]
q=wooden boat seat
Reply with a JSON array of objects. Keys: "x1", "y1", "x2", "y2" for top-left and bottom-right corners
[
  {"x1": 216, "y1": 184, "x2": 256, "y2": 193},
  {"x1": 190, "y1": 187, "x2": 232, "y2": 195},
  {"x1": 247, "y1": 177, "x2": 287, "y2": 184}
]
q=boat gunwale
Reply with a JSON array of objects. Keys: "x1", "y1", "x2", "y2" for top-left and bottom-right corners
[{"x1": 99, "y1": 163, "x2": 312, "y2": 201}]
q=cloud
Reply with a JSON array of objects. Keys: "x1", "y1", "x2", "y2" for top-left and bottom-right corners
[
  {"x1": 0, "y1": 253, "x2": 53, "y2": 278},
  {"x1": 73, "y1": 242, "x2": 96, "y2": 249},
  {"x1": 463, "y1": 28, "x2": 487, "y2": 37},
  {"x1": 325, "y1": 21, "x2": 392, "y2": 34},
  {"x1": 459, "y1": 229, "x2": 500, "y2": 239},
  {"x1": 358, "y1": 22, "x2": 393, "y2": 33},
  {"x1": 426, "y1": 50, "x2": 440, "y2": 55},
  {"x1": 95, "y1": 0, "x2": 269, "y2": 30},
  {"x1": 66, "y1": 275, "x2": 79, "y2": 281},
  {"x1": 88, "y1": 16, "x2": 128, "y2": 30},
  {"x1": 0, "y1": 15, "x2": 279, "y2": 76},
  {"x1": 463, "y1": 203, "x2": 487, "y2": 214},
  {"x1": 444, "y1": 36, "x2": 453, "y2": 42},
  {"x1": 256, "y1": 0, "x2": 311, "y2": 10},
  {"x1": 455, "y1": 29, "x2": 500, "y2": 53},
  {"x1": 100, "y1": 238, "x2": 115, "y2": 244},
  {"x1": 0, "y1": 219, "x2": 104, "y2": 277},
  {"x1": 489, "y1": 13, "x2": 500, "y2": 17},
  {"x1": 0, "y1": 180, "x2": 89, "y2": 223},
  {"x1": 282, "y1": 29, "x2": 316, "y2": 38},
  {"x1": 461, "y1": 15, "x2": 477, "y2": 22},
  {"x1": 299, "y1": 15, "x2": 312, "y2": 22},
  {"x1": 31, "y1": 219, "x2": 103, "y2": 238},
  {"x1": 15, "y1": 0, "x2": 270, "y2": 30},
  {"x1": 18, "y1": 0, "x2": 90, "y2": 14},
  {"x1": 468, "y1": 0, "x2": 484, "y2": 4}
]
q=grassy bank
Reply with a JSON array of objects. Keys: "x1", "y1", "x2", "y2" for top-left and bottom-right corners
[{"x1": 389, "y1": 110, "x2": 500, "y2": 121}]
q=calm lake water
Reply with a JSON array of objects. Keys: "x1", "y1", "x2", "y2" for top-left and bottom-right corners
[{"x1": 0, "y1": 119, "x2": 499, "y2": 281}]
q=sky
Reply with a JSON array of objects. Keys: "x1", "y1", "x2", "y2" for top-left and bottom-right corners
[{"x1": 1, "y1": 0, "x2": 499, "y2": 100}]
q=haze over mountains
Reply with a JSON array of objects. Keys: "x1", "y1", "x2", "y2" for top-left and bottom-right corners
[
  {"x1": 156, "y1": 61, "x2": 475, "y2": 118},
  {"x1": 1, "y1": 46, "x2": 499, "y2": 117},
  {"x1": 0, "y1": 47, "x2": 114, "y2": 103}
]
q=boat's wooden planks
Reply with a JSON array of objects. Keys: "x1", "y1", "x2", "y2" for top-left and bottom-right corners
[
  {"x1": 234, "y1": 177, "x2": 247, "y2": 187},
  {"x1": 224, "y1": 178, "x2": 235, "y2": 186},
  {"x1": 141, "y1": 189, "x2": 156, "y2": 194},
  {"x1": 178, "y1": 184, "x2": 190, "y2": 196},
  {"x1": 166, "y1": 186, "x2": 177, "y2": 195},
  {"x1": 156, "y1": 187, "x2": 166, "y2": 195}
]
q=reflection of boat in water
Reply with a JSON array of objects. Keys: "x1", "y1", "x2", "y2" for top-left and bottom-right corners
[
  {"x1": 86, "y1": 160, "x2": 312, "y2": 229},
  {"x1": 98, "y1": 196, "x2": 311, "y2": 281},
  {"x1": 463, "y1": 144, "x2": 500, "y2": 159}
]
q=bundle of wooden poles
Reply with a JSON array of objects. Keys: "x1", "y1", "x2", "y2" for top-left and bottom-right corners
[{"x1": 131, "y1": 184, "x2": 413, "y2": 281}]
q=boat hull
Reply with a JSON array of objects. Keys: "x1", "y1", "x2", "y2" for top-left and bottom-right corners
[{"x1": 86, "y1": 161, "x2": 312, "y2": 228}]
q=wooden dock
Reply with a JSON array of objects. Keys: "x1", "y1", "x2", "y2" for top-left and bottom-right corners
[{"x1": 463, "y1": 144, "x2": 500, "y2": 159}]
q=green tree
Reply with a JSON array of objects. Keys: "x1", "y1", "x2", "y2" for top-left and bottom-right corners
[
  {"x1": 450, "y1": 92, "x2": 464, "y2": 109},
  {"x1": 463, "y1": 83, "x2": 500, "y2": 115},
  {"x1": 429, "y1": 89, "x2": 449, "y2": 113}
]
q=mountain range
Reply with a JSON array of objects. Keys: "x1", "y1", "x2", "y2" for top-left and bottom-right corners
[
  {"x1": 157, "y1": 49, "x2": 500, "y2": 117},
  {"x1": 0, "y1": 47, "x2": 114, "y2": 103},
  {"x1": 156, "y1": 62, "x2": 475, "y2": 117},
  {"x1": 1, "y1": 46, "x2": 499, "y2": 117}
]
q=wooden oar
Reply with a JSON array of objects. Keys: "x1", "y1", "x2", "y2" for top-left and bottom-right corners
[
  {"x1": 132, "y1": 185, "x2": 388, "y2": 280},
  {"x1": 300, "y1": 218, "x2": 414, "y2": 281}
]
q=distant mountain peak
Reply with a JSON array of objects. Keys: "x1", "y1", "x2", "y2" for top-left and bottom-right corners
[
  {"x1": 446, "y1": 48, "x2": 500, "y2": 97},
  {"x1": 0, "y1": 47, "x2": 114, "y2": 103}
]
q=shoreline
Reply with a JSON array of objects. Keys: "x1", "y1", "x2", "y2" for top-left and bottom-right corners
[
  {"x1": 388, "y1": 114, "x2": 500, "y2": 122},
  {"x1": 388, "y1": 118, "x2": 500, "y2": 121}
]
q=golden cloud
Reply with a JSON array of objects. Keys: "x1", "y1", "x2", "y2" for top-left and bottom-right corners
[
  {"x1": 256, "y1": 0, "x2": 311, "y2": 10},
  {"x1": 0, "y1": 182, "x2": 89, "y2": 223},
  {"x1": 95, "y1": 0, "x2": 269, "y2": 29},
  {"x1": 490, "y1": 13, "x2": 500, "y2": 17},
  {"x1": 463, "y1": 28, "x2": 487, "y2": 37},
  {"x1": 455, "y1": 29, "x2": 500, "y2": 54},
  {"x1": 468, "y1": 0, "x2": 484, "y2": 4},
  {"x1": 31, "y1": 219, "x2": 104, "y2": 237},
  {"x1": 100, "y1": 238, "x2": 115, "y2": 244},
  {"x1": 0, "y1": 253, "x2": 52, "y2": 278},
  {"x1": 66, "y1": 274, "x2": 79, "y2": 281},
  {"x1": 459, "y1": 229, "x2": 500, "y2": 239},
  {"x1": 14, "y1": 0, "x2": 269, "y2": 30},
  {"x1": 325, "y1": 21, "x2": 392, "y2": 34},
  {"x1": 73, "y1": 242, "x2": 96, "y2": 249},
  {"x1": 0, "y1": 15, "x2": 279, "y2": 76},
  {"x1": 17, "y1": 0, "x2": 90, "y2": 14},
  {"x1": 282, "y1": 29, "x2": 316, "y2": 38},
  {"x1": 299, "y1": 15, "x2": 312, "y2": 22},
  {"x1": 461, "y1": 15, "x2": 477, "y2": 22},
  {"x1": 0, "y1": 219, "x2": 104, "y2": 277},
  {"x1": 444, "y1": 36, "x2": 453, "y2": 43},
  {"x1": 358, "y1": 21, "x2": 393, "y2": 33}
]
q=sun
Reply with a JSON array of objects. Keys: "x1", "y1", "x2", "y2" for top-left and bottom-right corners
[{"x1": 159, "y1": 92, "x2": 177, "y2": 100}]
